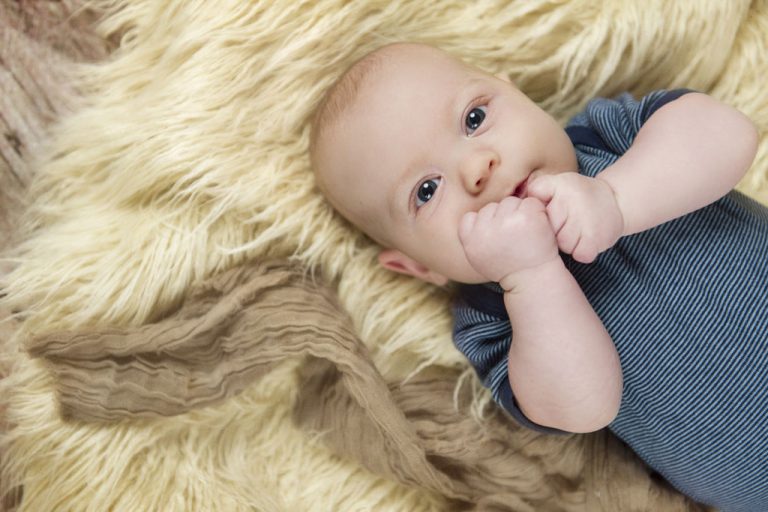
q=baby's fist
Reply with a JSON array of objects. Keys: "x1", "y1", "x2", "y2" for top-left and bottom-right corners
[
  {"x1": 458, "y1": 197, "x2": 559, "y2": 288},
  {"x1": 526, "y1": 172, "x2": 624, "y2": 263}
]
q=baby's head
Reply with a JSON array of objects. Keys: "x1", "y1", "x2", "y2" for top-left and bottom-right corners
[{"x1": 311, "y1": 43, "x2": 575, "y2": 285}]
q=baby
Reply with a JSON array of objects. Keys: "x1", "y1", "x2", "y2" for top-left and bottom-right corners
[{"x1": 310, "y1": 42, "x2": 767, "y2": 510}]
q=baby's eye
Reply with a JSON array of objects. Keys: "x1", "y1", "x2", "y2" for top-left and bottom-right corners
[
  {"x1": 465, "y1": 106, "x2": 487, "y2": 135},
  {"x1": 415, "y1": 177, "x2": 442, "y2": 208}
]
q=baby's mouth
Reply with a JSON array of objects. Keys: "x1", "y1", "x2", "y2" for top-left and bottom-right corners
[{"x1": 512, "y1": 178, "x2": 528, "y2": 198}]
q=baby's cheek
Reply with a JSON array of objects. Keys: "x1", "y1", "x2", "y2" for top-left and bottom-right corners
[{"x1": 445, "y1": 243, "x2": 485, "y2": 283}]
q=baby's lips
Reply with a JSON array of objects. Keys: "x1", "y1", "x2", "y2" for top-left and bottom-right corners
[{"x1": 512, "y1": 177, "x2": 529, "y2": 198}]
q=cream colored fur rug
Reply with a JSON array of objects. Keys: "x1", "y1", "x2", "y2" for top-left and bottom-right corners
[{"x1": 1, "y1": 0, "x2": 766, "y2": 510}]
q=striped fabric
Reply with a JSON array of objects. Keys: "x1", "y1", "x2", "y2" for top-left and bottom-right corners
[{"x1": 453, "y1": 90, "x2": 768, "y2": 510}]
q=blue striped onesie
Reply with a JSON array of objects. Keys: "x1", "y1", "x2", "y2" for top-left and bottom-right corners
[{"x1": 453, "y1": 90, "x2": 768, "y2": 511}]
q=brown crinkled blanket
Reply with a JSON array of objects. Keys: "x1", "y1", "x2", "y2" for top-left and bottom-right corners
[{"x1": 26, "y1": 262, "x2": 705, "y2": 511}]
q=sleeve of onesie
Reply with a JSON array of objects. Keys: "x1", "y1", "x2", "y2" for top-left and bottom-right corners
[{"x1": 565, "y1": 88, "x2": 693, "y2": 177}]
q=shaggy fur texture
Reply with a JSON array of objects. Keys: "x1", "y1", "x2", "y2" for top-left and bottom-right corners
[{"x1": 1, "y1": 0, "x2": 766, "y2": 510}]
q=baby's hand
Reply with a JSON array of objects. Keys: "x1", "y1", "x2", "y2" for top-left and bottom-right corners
[
  {"x1": 526, "y1": 172, "x2": 624, "y2": 263},
  {"x1": 458, "y1": 197, "x2": 559, "y2": 290}
]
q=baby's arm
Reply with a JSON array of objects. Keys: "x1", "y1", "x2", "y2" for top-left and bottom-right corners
[
  {"x1": 459, "y1": 197, "x2": 623, "y2": 433},
  {"x1": 528, "y1": 93, "x2": 759, "y2": 261},
  {"x1": 597, "y1": 93, "x2": 758, "y2": 236}
]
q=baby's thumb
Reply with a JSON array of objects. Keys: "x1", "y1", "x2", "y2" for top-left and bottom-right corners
[{"x1": 525, "y1": 172, "x2": 554, "y2": 203}]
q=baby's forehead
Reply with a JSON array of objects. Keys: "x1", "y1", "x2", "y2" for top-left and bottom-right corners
[
  {"x1": 354, "y1": 46, "x2": 467, "y2": 93},
  {"x1": 368, "y1": 47, "x2": 474, "y2": 88},
  {"x1": 351, "y1": 59, "x2": 478, "y2": 132}
]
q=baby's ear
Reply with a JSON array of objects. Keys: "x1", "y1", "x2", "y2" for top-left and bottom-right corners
[{"x1": 378, "y1": 249, "x2": 448, "y2": 286}]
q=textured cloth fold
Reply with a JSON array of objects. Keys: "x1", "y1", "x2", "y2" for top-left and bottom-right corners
[
  {"x1": 27, "y1": 264, "x2": 300, "y2": 420},
  {"x1": 26, "y1": 262, "x2": 705, "y2": 510}
]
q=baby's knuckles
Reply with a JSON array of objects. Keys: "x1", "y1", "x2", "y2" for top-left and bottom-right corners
[
  {"x1": 460, "y1": 197, "x2": 557, "y2": 282},
  {"x1": 541, "y1": 173, "x2": 623, "y2": 259}
]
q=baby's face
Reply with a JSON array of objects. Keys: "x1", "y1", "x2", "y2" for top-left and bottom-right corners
[{"x1": 316, "y1": 45, "x2": 577, "y2": 284}]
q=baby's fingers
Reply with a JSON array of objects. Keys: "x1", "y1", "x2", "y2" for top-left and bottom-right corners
[
  {"x1": 556, "y1": 221, "x2": 581, "y2": 255},
  {"x1": 557, "y1": 222, "x2": 598, "y2": 263},
  {"x1": 544, "y1": 198, "x2": 568, "y2": 235},
  {"x1": 516, "y1": 196, "x2": 546, "y2": 214},
  {"x1": 572, "y1": 239, "x2": 598, "y2": 264}
]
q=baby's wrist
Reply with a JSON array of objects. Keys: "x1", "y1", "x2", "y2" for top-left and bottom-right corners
[
  {"x1": 595, "y1": 175, "x2": 627, "y2": 237},
  {"x1": 498, "y1": 258, "x2": 565, "y2": 294}
]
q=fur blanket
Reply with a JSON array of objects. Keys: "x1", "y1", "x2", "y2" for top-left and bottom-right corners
[
  {"x1": 23, "y1": 262, "x2": 701, "y2": 510},
  {"x1": 2, "y1": 0, "x2": 766, "y2": 510}
]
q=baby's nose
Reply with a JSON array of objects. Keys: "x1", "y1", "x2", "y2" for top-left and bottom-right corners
[{"x1": 461, "y1": 150, "x2": 498, "y2": 194}]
